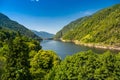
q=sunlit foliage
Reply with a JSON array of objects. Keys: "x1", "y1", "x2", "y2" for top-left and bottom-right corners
[{"x1": 46, "y1": 51, "x2": 120, "y2": 80}]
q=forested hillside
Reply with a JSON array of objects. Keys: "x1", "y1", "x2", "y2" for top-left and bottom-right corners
[
  {"x1": 0, "y1": 13, "x2": 42, "y2": 40},
  {"x1": 55, "y1": 4, "x2": 120, "y2": 47},
  {"x1": 54, "y1": 16, "x2": 89, "y2": 39}
]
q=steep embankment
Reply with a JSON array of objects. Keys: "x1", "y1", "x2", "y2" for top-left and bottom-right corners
[{"x1": 55, "y1": 4, "x2": 120, "y2": 50}]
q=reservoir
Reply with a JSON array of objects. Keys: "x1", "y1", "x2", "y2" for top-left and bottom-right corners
[{"x1": 41, "y1": 40, "x2": 119, "y2": 59}]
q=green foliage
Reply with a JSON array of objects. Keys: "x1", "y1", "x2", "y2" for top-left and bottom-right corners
[
  {"x1": 27, "y1": 39, "x2": 41, "y2": 52},
  {"x1": 0, "y1": 28, "x2": 42, "y2": 80},
  {"x1": 30, "y1": 50, "x2": 61, "y2": 80},
  {"x1": 0, "y1": 13, "x2": 42, "y2": 40},
  {"x1": 46, "y1": 51, "x2": 120, "y2": 80},
  {"x1": 0, "y1": 27, "x2": 16, "y2": 42},
  {"x1": 0, "y1": 56, "x2": 5, "y2": 79},
  {"x1": 2, "y1": 36, "x2": 32, "y2": 80},
  {"x1": 0, "y1": 38, "x2": 9, "y2": 79},
  {"x1": 55, "y1": 4, "x2": 120, "y2": 46},
  {"x1": 54, "y1": 16, "x2": 89, "y2": 39}
]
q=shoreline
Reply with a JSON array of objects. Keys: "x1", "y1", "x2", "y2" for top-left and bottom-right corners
[{"x1": 59, "y1": 38, "x2": 120, "y2": 51}]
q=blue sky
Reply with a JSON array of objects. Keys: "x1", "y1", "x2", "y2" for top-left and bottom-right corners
[{"x1": 0, "y1": 0, "x2": 120, "y2": 34}]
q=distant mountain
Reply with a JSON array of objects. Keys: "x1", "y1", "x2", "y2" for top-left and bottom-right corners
[
  {"x1": 32, "y1": 30, "x2": 54, "y2": 39},
  {"x1": 0, "y1": 13, "x2": 42, "y2": 40},
  {"x1": 55, "y1": 4, "x2": 120, "y2": 46}
]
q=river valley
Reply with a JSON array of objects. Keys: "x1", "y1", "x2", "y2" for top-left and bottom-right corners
[{"x1": 41, "y1": 40, "x2": 119, "y2": 59}]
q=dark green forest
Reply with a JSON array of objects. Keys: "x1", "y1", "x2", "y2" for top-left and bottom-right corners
[{"x1": 55, "y1": 4, "x2": 120, "y2": 47}]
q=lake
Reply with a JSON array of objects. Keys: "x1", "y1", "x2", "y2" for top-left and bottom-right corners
[{"x1": 41, "y1": 40, "x2": 119, "y2": 59}]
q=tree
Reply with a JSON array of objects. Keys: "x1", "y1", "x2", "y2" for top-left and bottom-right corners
[
  {"x1": 30, "y1": 50, "x2": 61, "y2": 80},
  {"x1": 2, "y1": 36, "x2": 32, "y2": 80},
  {"x1": 47, "y1": 50, "x2": 120, "y2": 80},
  {"x1": 0, "y1": 56, "x2": 5, "y2": 79}
]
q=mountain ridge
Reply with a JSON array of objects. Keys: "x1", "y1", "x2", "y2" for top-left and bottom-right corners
[
  {"x1": 0, "y1": 13, "x2": 42, "y2": 40},
  {"x1": 32, "y1": 30, "x2": 54, "y2": 39},
  {"x1": 55, "y1": 4, "x2": 120, "y2": 49}
]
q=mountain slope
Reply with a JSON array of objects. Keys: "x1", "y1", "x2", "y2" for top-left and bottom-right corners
[
  {"x1": 56, "y1": 4, "x2": 120, "y2": 47},
  {"x1": 0, "y1": 13, "x2": 42, "y2": 40},
  {"x1": 54, "y1": 16, "x2": 89, "y2": 39},
  {"x1": 32, "y1": 30, "x2": 54, "y2": 39}
]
